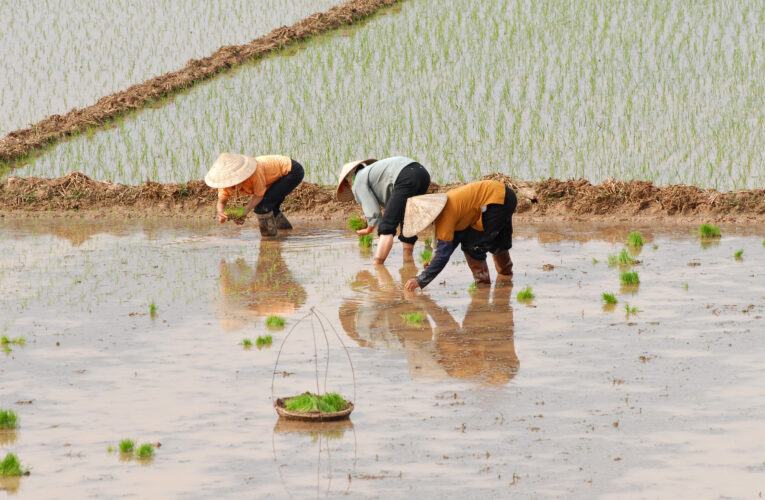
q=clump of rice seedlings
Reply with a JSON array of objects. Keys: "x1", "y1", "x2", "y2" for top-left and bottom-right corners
[
  {"x1": 265, "y1": 316, "x2": 285, "y2": 329},
  {"x1": 107, "y1": 445, "x2": 115, "y2": 453},
  {"x1": 624, "y1": 303, "x2": 641, "y2": 316},
  {"x1": 618, "y1": 249, "x2": 635, "y2": 265},
  {"x1": 119, "y1": 439, "x2": 135, "y2": 453},
  {"x1": 0, "y1": 336, "x2": 25, "y2": 345},
  {"x1": 347, "y1": 215, "x2": 366, "y2": 231},
  {"x1": 424, "y1": 238, "x2": 433, "y2": 248},
  {"x1": 149, "y1": 301, "x2": 157, "y2": 317},
  {"x1": 256, "y1": 335, "x2": 272, "y2": 348},
  {"x1": 620, "y1": 271, "x2": 640, "y2": 285},
  {"x1": 241, "y1": 338, "x2": 253, "y2": 348},
  {"x1": 0, "y1": 453, "x2": 26, "y2": 477},
  {"x1": 358, "y1": 234, "x2": 373, "y2": 248},
  {"x1": 401, "y1": 312, "x2": 426, "y2": 324},
  {"x1": 517, "y1": 286, "x2": 535, "y2": 301},
  {"x1": 0, "y1": 410, "x2": 18, "y2": 430},
  {"x1": 607, "y1": 254, "x2": 618, "y2": 266},
  {"x1": 592, "y1": 258, "x2": 599, "y2": 264},
  {"x1": 135, "y1": 443, "x2": 154, "y2": 459},
  {"x1": 419, "y1": 247, "x2": 433, "y2": 265},
  {"x1": 734, "y1": 249, "x2": 743, "y2": 260},
  {"x1": 225, "y1": 205, "x2": 246, "y2": 221},
  {"x1": 601, "y1": 292, "x2": 617, "y2": 305},
  {"x1": 285, "y1": 393, "x2": 348, "y2": 413},
  {"x1": 626, "y1": 232, "x2": 644, "y2": 247},
  {"x1": 698, "y1": 224, "x2": 721, "y2": 239}
]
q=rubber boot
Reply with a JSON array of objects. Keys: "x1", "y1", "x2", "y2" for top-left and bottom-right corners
[
  {"x1": 463, "y1": 252, "x2": 491, "y2": 285},
  {"x1": 257, "y1": 212, "x2": 277, "y2": 237},
  {"x1": 402, "y1": 242, "x2": 414, "y2": 263},
  {"x1": 274, "y1": 211, "x2": 293, "y2": 230},
  {"x1": 492, "y1": 250, "x2": 513, "y2": 276}
]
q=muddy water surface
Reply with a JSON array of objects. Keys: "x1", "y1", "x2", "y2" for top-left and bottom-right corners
[{"x1": 1, "y1": 219, "x2": 764, "y2": 498}]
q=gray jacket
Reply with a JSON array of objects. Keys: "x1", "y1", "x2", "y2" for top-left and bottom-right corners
[{"x1": 351, "y1": 156, "x2": 414, "y2": 227}]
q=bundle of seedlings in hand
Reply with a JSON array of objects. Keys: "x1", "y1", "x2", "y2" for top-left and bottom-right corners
[
  {"x1": 419, "y1": 247, "x2": 433, "y2": 265},
  {"x1": 265, "y1": 316, "x2": 285, "y2": 329},
  {"x1": 698, "y1": 224, "x2": 721, "y2": 239},
  {"x1": 0, "y1": 410, "x2": 18, "y2": 429},
  {"x1": 601, "y1": 292, "x2": 618, "y2": 305},
  {"x1": 358, "y1": 234, "x2": 373, "y2": 248},
  {"x1": 256, "y1": 335, "x2": 273, "y2": 348},
  {"x1": 284, "y1": 392, "x2": 349, "y2": 413},
  {"x1": 620, "y1": 271, "x2": 640, "y2": 285},
  {"x1": 347, "y1": 215, "x2": 366, "y2": 231},
  {"x1": 517, "y1": 286, "x2": 535, "y2": 301},
  {"x1": 225, "y1": 205, "x2": 247, "y2": 224},
  {"x1": 400, "y1": 311, "x2": 426, "y2": 325},
  {"x1": 626, "y1": 232, "x2": 645, "y2": 247},
  {"x1": 0, "y1": 453, "x2": 27, "y2": 477}
]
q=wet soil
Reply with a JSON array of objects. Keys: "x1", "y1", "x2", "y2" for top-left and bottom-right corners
[
  {"x1": 0, "y1": 0, "x2": 401, "y2": 165},
  {"x1": 1, "y1": 218, "x2": 764, "y2": 497},
  {"x1": 1, "y1": 171, "x2": 763, "y2": 223}
]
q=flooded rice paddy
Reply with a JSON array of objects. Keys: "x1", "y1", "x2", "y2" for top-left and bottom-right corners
[
  {"x1": 1, "y1": 218, "x2": 764, "y2": 497},
  {"x1": 0, "y1": 0, "x2": 342, "y2": 135},
  {"x1": 11, "y1": 0, "x2": 764, "y2": 189}
]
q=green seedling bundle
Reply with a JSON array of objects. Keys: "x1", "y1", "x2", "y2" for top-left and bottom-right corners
[
  {"x1": 256, "y1": 335, "x2": 273, "y2": 348},
  {"x1": 620, "y1": 271, "x2": 640, "y2": 286},
  {"x1": 517, "y1": 286, "x2": 535, "y2": 301},
  {"x1": 698, "y1": 224, "x2": 721, "y2": 239},
  {"x1": 225, "y1": 205, "x2": 247, "y2": 223},
  {"x1": 347, "y1": 216, "x2": 366, "y2": 231},
  {"x1": 627, "y1": 232, "x2": 644, "y2": 247},
  {"x1": 265, "y1": 316, "x2": 285, "y2": 329},
  {"x1": 601, "y1": 292, "x2": 617, "y2": 305},
  {"x1": 400, "y1": 312, "x2": 426, "y2": 325},
  {"x1": 358, "y1": 234, "x2": 373, "y2": 248},
  {"x1": 284, "y1": 392, "x2": 349, "y2": 413},
  {"x1": 0, "y1": 453, "x2": 27, "y2": 477},
  {"x1": 0, "y1": 410, "x2": 18, "y2": 430}
]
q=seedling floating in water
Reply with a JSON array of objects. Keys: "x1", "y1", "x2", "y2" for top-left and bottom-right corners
[
  {"x1": 517, "y1": 286, "x2": 535, "y2": 301},
  {"x1": 698, "y1": 224, "x2": 721, "y2": 239},
  {"x1": 225, "y1": 205, "x2": 247, "y2": 223},
  {"x1": 241, "y1": 338, "x2": 253, "y2": 348},
  {"x1": 400, "y1": 312, "x2": 426, "y2": 324},
  {"x1": 119, "y1": 439, "x2": 135, "y2": 453},
  {"x1": 627, "y1": 232, "x2": 644, "y2": 247},
  {"x1": 347, "y1": 215, "x2": 366, "y2": 231},
  {"x1": 602, "y1": 292, "x2": 618, "y2": 305},
  {"x1": 256, "y1": 335, "x2": 272, "y2": 348},
  {"x1": 0, "y1": 453, "x2": 27, "y2": 477},
  {"x1": 149, "y1": 301, "x2": 157, "y2": 317},
  {"x1": 734, "y1": 249, "x2": 743, "y2": 260},
  {"x1": 136, "y1": 443, "x2": 154, "y2": 459},
  {"x1": 419, "y1": 247, "x2": 433, "y2": 265},
  {"x1": 284, "y1": 392, "x2": 349, "y2": 413},
  {"x1": 0, "y1": 336, "x2": 25, "y2": 345},
  {"x1": 620, "y1": 271, "x2": 640, "y2": 285},
  {"x1": 0, "y1": 410, "x2": 18, "y2": 430},
  {"x1": 358, "y1": 234, "x2": 373, "y2": 248},
  {"x1": 265, "y1": 316, "x2": 285, "y2": 329}
]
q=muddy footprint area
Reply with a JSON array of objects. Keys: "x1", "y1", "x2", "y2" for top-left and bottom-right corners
[{"x1": 1, "y1": 218, "x2": 764, "y2": 497}]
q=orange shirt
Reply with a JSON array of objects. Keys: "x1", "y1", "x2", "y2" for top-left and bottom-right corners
[
  {"x1": 218, "y1": 155, "x2": 292, "y2": 201},
  {"x1": 434, "y1": 180, "x2": 507, "y2": 242}
]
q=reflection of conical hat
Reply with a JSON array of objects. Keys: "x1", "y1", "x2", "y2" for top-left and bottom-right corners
[
  {"x1": 402, "y1": 194, "x2": 447, "y2": 238},
  {"x1": 204, "y1": 152, "x2": 258, "y2": 188},
  {"x1": 335, "y1": 158, "x2": 377, "y2": 201}
]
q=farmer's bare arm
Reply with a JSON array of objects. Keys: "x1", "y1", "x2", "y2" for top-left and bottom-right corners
[
  {"x1": 245, "y1": 195, "x2": 264, "y2": 215},
  {"x1": 216, "y1": 198, "x2": 228, "y2": 223}
]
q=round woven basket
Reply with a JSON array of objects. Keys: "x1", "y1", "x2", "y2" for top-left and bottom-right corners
[{"x1": 274, "y1": 397, "x2": 354, "y2": 422}]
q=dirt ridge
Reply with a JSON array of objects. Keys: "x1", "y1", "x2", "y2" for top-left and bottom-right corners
[
  {"x1": 2, "y1": 172, "x2": 763, "y2": 223},
  {"x1": 0, "y1": 0, "x2": 401, "y2": 165}
]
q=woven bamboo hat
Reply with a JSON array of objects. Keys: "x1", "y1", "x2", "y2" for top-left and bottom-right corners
[
  {"x1": 336, "y1": 158, "x2": 377, "y2": 201},
  {"x1": 204, "y1": 152, "x2": 258, "y2": 188},
  {"x1": 402, "y1": 193, "x2": 448, "y2": 238}
]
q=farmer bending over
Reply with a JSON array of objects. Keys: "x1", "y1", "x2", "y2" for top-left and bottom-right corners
[
  {"x1": 403, "y1": 180, "x2": 517, "y2": 291},
  {"x1": 336, "y1": 156, "x2": 431, "y2": 264},
  {"x1": 205, "y1": 153, "x2": 304, "y2": 237}
]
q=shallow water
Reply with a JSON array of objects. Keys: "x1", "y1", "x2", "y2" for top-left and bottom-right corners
[{"x1": 1, "y1": 219, "x2": 764, "y2": 497}]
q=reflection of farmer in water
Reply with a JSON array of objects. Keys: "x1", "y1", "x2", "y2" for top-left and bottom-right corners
[
  {"x1": 339, "y1": 265, "x2": 518, "y2": 385},
  {"x1": 216, "y1": 239, "x2": 306, "y2": 332},
  {"x1": 205, "y1": 152, "x2": 304, "y2": 237},
  {"x1": 336, "y1": 157, "x2": 431, "y2": 264},
  {"x1": 402, "y1": 180, "x2": 517, "y2": 290}
]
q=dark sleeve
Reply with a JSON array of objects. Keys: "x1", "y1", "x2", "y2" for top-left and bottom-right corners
[{"x1": 415, "y1": 239, "x2": 457, "y2": 288}]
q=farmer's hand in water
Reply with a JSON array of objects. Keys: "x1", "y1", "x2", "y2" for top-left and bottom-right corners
[
  {"x1": 404, "y1": 278, "x2": 420, "y2": 291},
  {"x1": 217, "y1": 211, "x2": 228, "y2": 223},
  {"x1": 356, "y1": 226, "x2": 375, "y2": 236}
]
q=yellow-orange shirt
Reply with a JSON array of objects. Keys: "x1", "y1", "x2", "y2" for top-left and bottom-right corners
[
  {"x1": 434, "y1": 180, "x2": 507, "y2": 242},
  {"x1": 218, "y1": 155, "x2": 292, "y2": 201}
]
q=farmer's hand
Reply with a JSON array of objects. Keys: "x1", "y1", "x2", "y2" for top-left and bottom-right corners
[
  {"x1": 356, "y1": 226, "x2": 375, "y2": 236},
  {"x1": 404, "y1": 278, "x2": 420, "y2": 291},
  {"x1": 217, "y1": 211, "x2": 228, "y2": 223}
]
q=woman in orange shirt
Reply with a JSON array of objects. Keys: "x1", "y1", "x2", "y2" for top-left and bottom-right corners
[{"x1": 204, "y1": 152, "x2": 304, "y2": 236}]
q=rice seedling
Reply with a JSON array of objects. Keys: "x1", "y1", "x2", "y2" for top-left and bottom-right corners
[
  {"x1": 698, "y1": 224, "x2": 721, "y2": 239},
  {"x1": 107, "y1": 445, "x2": 115, "y2": 453},
  {"x1": 0, "y1": 336, "x2": 24, "y2": 345},
  {"x1": 517, "y1": 286, "x2": 535, "y2": 301},
  {"x1": 734, "y1": 249, "x2": 743, "y2": 260},
  {"x1": 618, "y1": 249, "x2": 635, "y2": 265},
  {"x1": 119, "y1": 439, "x2": 135, "y2": 453},
  {"x1": 419, "y1": 247, "x2": 433, "y2": 265},
  {"x1": 241, "y1": 338, "x2": 253, "y2": 348},
  {"x1": 624, "y1": 303, "x2": 641, "y2": 316},
  {"x1": 401, "y1": 311, "x2": 426, "y2": 325},
  {"x1": 683, "y1": 282, "x2": 689, "y2": 290},
  {"x1": 284, "y1": 393, "x2": 348, "y2": 413},
  {"x1": 347, "y1": 215, "x2": 366, "y2": 231},
  {"x1": 149, "y1": 301, "x2": 157, "y2": 317},
  {"x1": 468, "y1": 282, "x2": 477, "y2": 293},
  {"x1": 620, "y1": 271, "x2": 640, "y2": 286},
  {"x1": 424, "y1": 238, "x2": 433, "y2": 248},
  {"x1": 256, "y1": 335, "x2": 272, "y2": 348},
  {"x1": 224, "y1": 205, "x2": 246, "y2": 221},
  {"x1": 265, "y1": 315, "x2": 285, "y2": 329},
  {"x1": 358, "y1": 234, "x2": 373, "y2": 248},
  {"x1": 0, "y1": 453, "x2": 26, "y2": 477},
  {"x1": 0, "y1": 410, "x2": 18, "y2": 430},
  {"x1": 626, "y1": 232, "x2": 644, "y2": 247},
  {"x1": 607, "y1": 254, "x2": 618, "y2": 266},
  {"x1": 135, "y1": 443, "x2": 154, "y2": 459},
  {"x1": 592, "y1": 258, "x2": 599, "y2": 264},
  {"x1": 601, "y1": 292, "x2": 617, "y2": 305}
]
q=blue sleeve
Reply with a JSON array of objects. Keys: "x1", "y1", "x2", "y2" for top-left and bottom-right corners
[{"x1": 415, "y1": 239, "x2": 458, "y2": 288}]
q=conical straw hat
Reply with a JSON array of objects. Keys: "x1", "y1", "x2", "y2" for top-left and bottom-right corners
[
  {"x1": 402, "y1": 193, "x2": 447, "y2": 238},
  {"x1": 204, "y1": 152, "x2": 259, "y2": 188},
  {"x1": 335, "y1": 158, "x2": 377, "y2": 201}
]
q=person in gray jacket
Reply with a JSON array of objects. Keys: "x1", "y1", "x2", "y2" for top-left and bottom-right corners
[{"x1": 336, "y1": 157, "x2": 431, "y2": 264}]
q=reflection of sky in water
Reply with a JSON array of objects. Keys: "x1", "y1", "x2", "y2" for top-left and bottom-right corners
[{"x1": 1, "y1": 220, "x2": 764, "y2": 497}]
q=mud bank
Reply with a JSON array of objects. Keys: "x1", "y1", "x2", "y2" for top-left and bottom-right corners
[
  {"x1": 0, "y1": 0, "x2": 401, "y2": 165},
  {"x1": 1, "y1": 171, "x2": 763, "y2": 223}
]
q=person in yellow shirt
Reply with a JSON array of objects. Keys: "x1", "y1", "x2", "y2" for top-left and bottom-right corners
[
  {"x1": 204, "y1": 152, "x2": 304, "y2": 236},
  {"x1": 402, "y1": 180, "x2": 517, "y2": 290}
]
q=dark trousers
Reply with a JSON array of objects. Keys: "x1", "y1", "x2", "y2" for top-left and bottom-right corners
[
  {"x1": 378, "y1": 162, "x2": 431, "y2": 244},
  {"x1": 461, "y1": 186, "x2": 517, "y2": 260},
  {"x1": 255, "y1": 159, "x2": 305, "y2": 215}
]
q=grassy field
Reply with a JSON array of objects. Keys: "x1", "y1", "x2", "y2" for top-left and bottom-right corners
[
  {"x1": 0, "y1": 0, "x2": 342, "y2": 135},
  {"x1": 6, "y1": 0, "x2": 763, "y2": 189}
]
